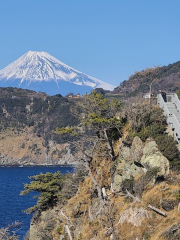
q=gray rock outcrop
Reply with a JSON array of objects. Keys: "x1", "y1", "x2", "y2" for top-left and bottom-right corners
[
  {"x1": 161, "y1": 198, "x2": 178, "y2": 211},
  {"x1": 140, "y1": 141, "x2": 170, "y2": 177},
  {"x1": 112, "y1": 137, "x2": 170, "y2": 191},
  {"x1": 131, "y1": 136, "x2": 144, "y2": 162},
  {"x1": 112, "y1": 137, "x2": 144, "y2": 191}
]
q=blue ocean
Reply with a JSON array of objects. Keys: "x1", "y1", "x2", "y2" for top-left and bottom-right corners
[{"x1": 0, "y1": 166, "x2": 73, "y2": 239}]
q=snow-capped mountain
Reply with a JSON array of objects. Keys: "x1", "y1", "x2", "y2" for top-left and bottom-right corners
[{"x1": 0, "y1": 51, "x2": 115, "y2": 95}]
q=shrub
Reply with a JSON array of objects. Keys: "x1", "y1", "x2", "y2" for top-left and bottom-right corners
[
  {"x1": 134, "y1": 167, "x2": 159, "y2": 196},
  {"x1": 134, "y1": 123, "x2": 166, "y2": 142},
  {"x1": 155, "y1": 135, "x2": 180, "y2": 169},
  {"x1": 56, "y1": 226, "x2": 63, "y2": 234},
  {"x1": 121, "y1": 176, "x2": 134, "y2": 194}
]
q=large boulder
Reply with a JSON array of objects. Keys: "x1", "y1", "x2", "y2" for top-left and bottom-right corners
[
  {"x1": 112, "y1": 158, "x2": 142, "y2": 191},
  {"x1": 119, "y1": 145, "x2": 132, "y2": 162},
  {"x1": 131, "y1": 136, "x2": 144, "y2": 162},
  {"x1": 112, "y1": 137, "x2": 145, "y2": 191},
  {"x1": 140, "y1": 141, "x2": 169, "y2": 177},
  {"x1": 161, "y1": 198, "x2": 178, "y2": 211},
  {"x1": 112, "y1": 138, "x2": 170, "y2": 192},
  {"x1": 118, "y1": 207, "x2": 149, "y2": 227}
]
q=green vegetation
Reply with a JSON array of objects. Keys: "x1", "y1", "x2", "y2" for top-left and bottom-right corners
[
  {"x1": 21, "y1": 166, "x2": 87, "y2": 214},
  {"x1": 155, "y1": 135, "x2": 179, "y2": 161},
  {"x1": 56, "y1": 226, "x2": 63, "y2": 234},
  {"x1": 124, "y1": 98, "x2": 180, "y2": 170},
  {"x1": 80, "y1": 91, "x2": 122, "y2": 132},
  {"x1": 176, "y1": 89, "x2": 180, "y2": 100},
  {"x1": 55, "y1": 90, "x2": 123, "y2": 161},
  {"x1": 20, "y1": 171, "x2": 63, "y2": 214}
]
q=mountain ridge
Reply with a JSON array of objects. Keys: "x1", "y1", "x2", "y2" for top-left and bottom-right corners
[{"x1": 112, "y1": 60, "x2": 180, "y2": 97}]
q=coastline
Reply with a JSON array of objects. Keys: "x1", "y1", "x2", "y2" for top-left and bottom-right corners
[{"x1": 0, "y1": 162, "x2": 77, "y2": 167}]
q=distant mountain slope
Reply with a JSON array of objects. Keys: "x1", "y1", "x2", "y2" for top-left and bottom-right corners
[
  {"x1": 0, "y1": 87, "x2": 78, "y2": 140},
  {"x1": 0, "y1": 51, "x2": 115, "y2": 95},
  {"x1": 112, "y1": 61, "x2": 180, "y2": 96},
  {"x1": 0, "y1": 87, "x2": 81, "y2": 165}
]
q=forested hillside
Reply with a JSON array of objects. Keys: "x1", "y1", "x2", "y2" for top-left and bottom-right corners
[
  {"x1": 0, "y1": 87, "x2": 79, "y2": 165},
  {"x1": 0, "y1": 87, "x2": 78, "y2": 142},
  {"x1": 112, "y1": 60, "x2": 180, "y2": 96}
]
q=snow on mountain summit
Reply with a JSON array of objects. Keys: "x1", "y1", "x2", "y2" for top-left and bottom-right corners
[{"x1": 0, "y1": 51, "x2": 115, "y2": 95}]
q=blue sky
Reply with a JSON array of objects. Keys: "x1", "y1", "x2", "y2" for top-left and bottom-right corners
[{"x1": 0, "y1": 0, "x2": 180, "y2": 87}]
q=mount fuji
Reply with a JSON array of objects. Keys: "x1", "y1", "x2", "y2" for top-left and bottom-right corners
[{"x1": 0, "y1": 51, "x2": 115, "y2": 96}]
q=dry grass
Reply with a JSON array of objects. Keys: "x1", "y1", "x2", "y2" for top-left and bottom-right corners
[{"x1": 40, "y1": 135, "x2": 180, "y2": 240}]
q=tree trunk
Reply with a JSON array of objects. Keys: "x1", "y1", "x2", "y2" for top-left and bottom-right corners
[
  {"x1": 103, "y1": 129, "x2": 115, "y2": 161},
  {"x1": 102, "y1": 187, "x2": 107, "y2": 198},
  {"x1": 86, "y1": 162, "x2": 104, "y2": 208},
  {"x1": 65, "y1": 225, "x2": 73, "y2": 240},
  {"x1": 148, "y1": 204, "x2": 167, "y2": 217}
]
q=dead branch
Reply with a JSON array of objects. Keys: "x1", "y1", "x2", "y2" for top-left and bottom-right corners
[
  {"x1": 102, "y1": 187, "x2": 107, "y2": 199},
  {"x1": 124, "y1": 190, "x2": 167, "y2": 217},
  {"x1": 85, "y1": 162, "x2": 104, "y2": 210},
  {"x1": 90, "y1": 138, "x2": 99, "y2": 156},
  {"x1": 64, "y1": 224, "x2": 73, "y2": 240},
  {"x1": 60, "y1": 210, "x2": 75, "y2": 226},
  {"x1": 126, "y1": 190, "x2": 142, "y2": 203},
  {"x1": 110, "y1": 183, "x2": 115, "y2": 193},
  {"x1": 106, "y1": 202, "x2": 117, "y2": 240},
  {"x1": 104, "y1": 129, "x2": 115, "y2": 161},
  {"x1": 178, "y1": 202, "x2": 180, "y2": 211},
  {"x1": 0, "y1": 221, "x2": 22, "y2": 239},
  {"x1": 89, "y1": 206, "x2": 94, "y2": 222},
  {"x1": 148, "y1": 204, "x2": 167, "y2": 217}
]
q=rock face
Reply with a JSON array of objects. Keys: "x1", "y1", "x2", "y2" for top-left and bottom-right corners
[
  {"x1": 28, "y1": 209, "x2": 58, "y2": 240},
  {"x1": 0, "y1": 128, "x2": 78, "y2": 166},
  {"x1": 118, "y1": 207, "x2": 149, "y2": 227},
  {"x1": 112, "y1": 158, "x2": 142, "y2": 191},
  {"x1": 112, "y1": 137, "x2": 170, "y2": 191},
  {"x1": 140, "y1": 141, "x2": 170, "y2": 177},
  {"x1": 161, "y1": 198, "x2": 178, "y2": 211},
  {"x1": 112, "y1": 137, "x2": 144, "y2": 191},
  {"x1": 131, "y1": 136, "x2": 144, "y2": 162}
]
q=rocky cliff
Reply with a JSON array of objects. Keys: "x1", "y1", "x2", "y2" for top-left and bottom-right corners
[
  {"x1": 26, "y1": 136, "x2": 180, "y2": 240},
  {"x1": 0, "y1": 127, "x2": 78, "y2": 166}
]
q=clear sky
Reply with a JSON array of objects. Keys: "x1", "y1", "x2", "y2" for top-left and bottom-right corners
[{"x1": 0, "y1": 0, "x2": 180, "y2": 87}]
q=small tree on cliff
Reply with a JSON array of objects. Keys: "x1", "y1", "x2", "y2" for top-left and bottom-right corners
[
  {"x1": 55, "y1": 90, "x2": 123, "y2": 161},
  {"x1": 20, "y1": 171, "x2": 63, "y2": 214},
  {"x1": 54, "y1": 91, "x2": 123, "y2": 209}
]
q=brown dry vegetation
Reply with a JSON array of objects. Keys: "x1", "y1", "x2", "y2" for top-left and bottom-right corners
[
  {"x1": 0, "y1": 127, "x2": 73, "y2": 165},
  {"x1": 48, "y1": 141, "x2": 180, "y2": 240}
]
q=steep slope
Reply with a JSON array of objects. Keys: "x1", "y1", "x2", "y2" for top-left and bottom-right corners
[
  {"x1": 26, "y1": 136, "x2": 180, "y2": 240},
  {"x1": 0, "y1": 51, "x2": 115, "y2": 95},
  {"x1": 112, "y1": 61, "x2": 180, "y2": 96},
  {"x1": 0, "y1": 87, "x2": 79, "y2": 165}
]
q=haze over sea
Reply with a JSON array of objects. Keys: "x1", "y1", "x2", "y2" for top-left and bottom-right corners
[{"x1": 0, "y1": 166, "x2": 73, "y2": 239}]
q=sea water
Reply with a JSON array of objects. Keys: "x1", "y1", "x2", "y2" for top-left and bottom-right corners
[{"x1": 0, "y1": 166, "x2": 73, "y2": 239}]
